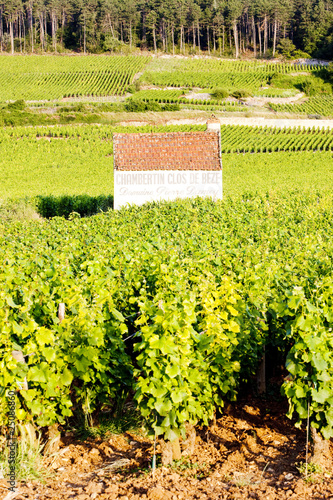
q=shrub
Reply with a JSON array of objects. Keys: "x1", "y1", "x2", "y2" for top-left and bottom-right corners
[
  {"x1": 125, "y1": 99, "x2": 162, "y2": 112},
  {"x1": 73, "y1": 103, "x2": 86, "y2": 112},
  {"x1": 277, "y1": 38, "x2": 296, "y2": 59},
  {"x1": 232, "y1": 89, "x2": 252, "y2": 99},
  {"x1": 127, "y1": 84, "x2": 136, "y2": 94},
  {"x1": 293, "y1": 50, "x2": 311, "y2": 59},
  {"x1": 162, "y1": 103, "x2": 180, "y2": 111},
  {"x1": 298, "y1": 79, "x2": 330, "y2": 96},
  {"x1": 125, "y1": 99, "x2": 147, "y2": 112},
  {"x1": 7, "y1": 99, "x2": 26, "y2": 111},
  {"x1": 36, "y1": 194, "x2": 114, "y2": 218},
  {"x1": 211, "y1": 88, "x2": 229, "y2": 99}
]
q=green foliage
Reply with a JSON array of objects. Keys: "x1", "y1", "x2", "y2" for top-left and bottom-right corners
[
  {"x1": 0, "y1": 124, "x2": 206, "y2": 201},
  {"x1": 282, "y1": 285, "x2": 333, "y2": 439},
  {"x1": 0, "y1": 124, "x2": 332, "y2": 207},
  {"x1": 102, "y1": 35, "x2": 126, "y2": 53},
  {"x1": 269, "y1": 74, "x2": 298, "y2": 89},
  {"x1": 59, "y1": 103, "x2": 87, "y2": 113},
  {"x1": 222, "y1": 151, "x2": 333, "y2": 195},
  {"x1": 162, "y1": 103, "x2": 180, "y2": 111},
  {"x1": 124, "y1": 99, "x2": 179, "y2": 112},
  {"x1": 254, "y1": 89, "x2": 299, "y2": 98},
  {"x1": 293, "y1": 50, "x2": 312, "y2": 59},
  {"x1": 298, "y1": 80, "x2": 332, "y2": 97},
  {"x1": 0, "y1": 1, "x2": 332, "y2": 58},
  {"x1": 1, "y1": 192, "x2": 333, "y2": 441},
  {"x1": 129, "y1": 89, "x2": 184, "y2": 103},
  {"x1": 219, "y1": 124, "x2": 333, "y2": 153},
  {"x1": 270, "y1": 95, "x2": 333, "y2": 117},
  {"x1": 141, "y1": 58, "x2": 323, "y2": 93},
  {"x1": 125, "y1": 99, "x2": 161, "y2": 112},
  {"x1": 36, "y1": 194, "x2": 114, "y2": 218},
  {"x1": 7, "y1": 100, "x2": 26, "y2": 111},
  {"x1": 1, "y1": 122, "x2": 333, "y2": 442},
  {"x1": 327, "y1": 63, "x2": 333, "y2": 84},
  {"x1": 296, "y1": 461, "x2": 323, "y2": 479},
  {"x1": 0, "y1": 55, "x2": 151, "y2": 100},
  {"x1": 211, "y1": 88, "x2": 229, "y2": 99},
  {"x1": 127, "y1": 80, "x2": 141, "y2": 93},
  {"x1": 96, "y1": 102, "x2": 124, "y2": 112},
  {"x1": 270, "y1": 73, "x2": 331, "y2": 96},
  {"x1": 127, "y1": 84, "x2": 137, "y2": 94},
  {"x1": 231, "y1": 89, "x2": 252, "y2": 99},
  {"x1": 277, "y1": 39, "x2": 297, "y2": 59}
]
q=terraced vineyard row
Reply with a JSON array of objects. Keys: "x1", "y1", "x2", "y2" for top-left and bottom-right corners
[
  {"x1": 0, "y1": 55, "x2": 150, "y2": 101},
  {"x1": 141, "y1": 58, "x2": 323, "y2": 91},
  {"x1": 254, "y1": 88, "x2": 300, "y2": 98},
  {"x1": 2, "y1": 122, "x2": 331, "y2": 152},
  {"x1": 142, "y1": 70, "x2": 270, "y2": 91},
  {"x1": 180, "y1": 102, "x2": 245, "y2": 111},
  {"x1": 220, "y1": 124, "x2": 333, "y2": 152},
  {"x1": 0, "y1": 54, "x2": 150, "y2": 74},
  {"x1": 130, "y1": 89, "x2": 245, "y2": 110},
  {"x1": 131, "y1": 89, "x2": 185, "y2": 102},
  {"x1": 142, "y1": 58, "x2": 323, "y2": 75},
  {"x1": 270, "y1": 95, "x2": 333, "y2": 117}
]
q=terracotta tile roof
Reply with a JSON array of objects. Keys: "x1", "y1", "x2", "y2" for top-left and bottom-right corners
[{"x1": 113, "y1": 131, "x2": 221, "y2": 171}]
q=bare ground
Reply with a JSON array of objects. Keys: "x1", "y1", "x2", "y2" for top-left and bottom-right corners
[{"x1": 1, "y1": 398, "x2": 332, "y2": 500}]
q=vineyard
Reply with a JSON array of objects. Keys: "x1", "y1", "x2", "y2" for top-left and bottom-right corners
[
  {"x1": 130, "y1": 89, "x2": 185, "y2": 102},
  {"x1": 0, "y1": 125, "x2": 333, "y2": 203},
  {"x1": 254, "y1": 88, "x2": 300, "y2": 98},
  {"x1": 179, "y1": 102, "x2": 246, "y2": 111},
  {"x1": 0, "y1": 55, "x2": 150, "y2": 101},
  {"x1": 0, "y1": 124, "x2": 205, "y2": 199},
  {"x1": 0, "y1": 124, "x2": 333, "y2": 202},
  {"x1": 270, "y1": 95, "x2": 333, "y2": 118},
  {"x1": 128, "y1": 90, "x2": 246, "y2": 112},
  {"x1": 0, "y1": 55, "x2": 330, "y2": 122},
  {"x1": 1, "y1": 192, "x2": 333, "y2": 454},
  {"x1": 140, "y1": 58, "x2": 323, "y2": 91},
  {"x1": 1, "y1": 52, "x2": 333, "y2": 496},
  {"x1": 219, "y1": 124, "x2": 333, "y2": 152}
]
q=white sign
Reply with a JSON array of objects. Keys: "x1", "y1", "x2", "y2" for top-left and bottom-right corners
[{"x1": 114, "y1": 170, "x2": 223, "y2": 209}]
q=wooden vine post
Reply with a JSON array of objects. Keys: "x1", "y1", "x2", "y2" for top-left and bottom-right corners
[
  {"x1": 11, "y1": 350, "x2": 28, "y2": 390},
  {"x1": 160, "y1": 424, "x2": 196, "y2": 466},
  {"x1": 310, "y1": 426, "x2": 331, "y2": 470},
  {"x1": 58, "y1": 302, "x2": 65, "y2": 323},
  {"x1": 44, "y1": 303, "x2": 66, "y2": 455},
  {"x1": 11, "y1": 351, "x2": 39, "y2": 449},
  {"x1": 256, "y1": 347, "x2": 266, "y2": 395}
]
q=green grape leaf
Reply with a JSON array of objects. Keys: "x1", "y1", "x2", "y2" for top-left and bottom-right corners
[
  {"x1": 165, "y1": 364, "x2": 181, "y2": 378},
  {"x1": 312, "y1": 388, "x2": 331, "y2": 404},
  {"x1": 61, "y1": 368, "x2": 73, "y2": 386}
]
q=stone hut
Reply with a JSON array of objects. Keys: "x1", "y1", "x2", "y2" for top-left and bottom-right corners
[{"x1": 113, "y1": 118, "x2": 222, "y2": 209}]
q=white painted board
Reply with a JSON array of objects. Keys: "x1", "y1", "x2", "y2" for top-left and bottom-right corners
[{"x1": 114, "y1": 170, "x2": 223, "y2": 209}]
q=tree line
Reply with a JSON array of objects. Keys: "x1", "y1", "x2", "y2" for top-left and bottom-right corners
[{"x1": 0, "y1": 0, "x2": 332, "y2": 59}]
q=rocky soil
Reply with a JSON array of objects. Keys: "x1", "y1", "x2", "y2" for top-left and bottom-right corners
[{"x1": 1, "y1": 397, "x2": 333, "y2": 500}]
